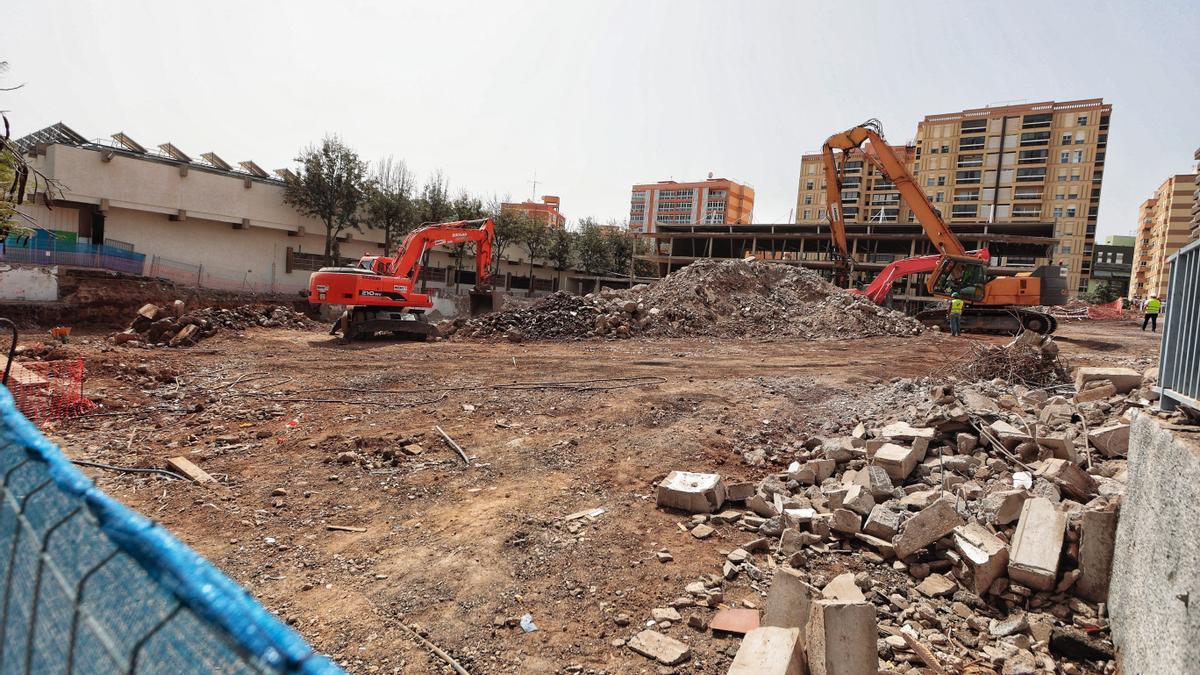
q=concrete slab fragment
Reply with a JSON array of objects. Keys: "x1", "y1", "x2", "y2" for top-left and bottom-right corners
[
  {"x1": 874, "y1": 443, "x2": 919, "y2": 480},
  {"x1": 1075, "y1": 366, "x2": 1142, "y2": 394},
  {"x1": 893, "y1": 498, "x2": 965, "y2": 559},
  {"x1": 763, "y1": 566, "x2": 814, "y2": 632},
  {"x1": 628, "y1": 630, "x2": 690, "y2": 665},
  {"x1": 806, "y1": 600, "x2": 878, "y2": 675},
  {"x1": 821, "y1": 572, "x2": 866, "y2": 603},
  {"x1": 1076, "y1": 507, "x2": 1118, "y2": 602},
  {"x1": 953, "y1": 522, "x2": 1010, "y2": 595},
  {"x1": 1088, "y1": 423, "x2": 1130, "y2": 458},
  {"x1": 728, "y1": 626, "x2": 805, "y2": 675},
  {"x1": 1009, "y1": 497, "x2": 1067, "y2": 591},
  {"x1": 656, "y1": 471, "x2": 726, "y2": 513}
]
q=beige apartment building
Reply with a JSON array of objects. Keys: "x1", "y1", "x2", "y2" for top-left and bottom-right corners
[
  {"x1": 629, "y1": 178, "x2": 754, "y2": 233},
  {"x1": 797, "y1": 99, "x2": 1112, "y2": 295},
  {"x1": 1130, "y1": 174, "x2": 1198, "y2": 300}
]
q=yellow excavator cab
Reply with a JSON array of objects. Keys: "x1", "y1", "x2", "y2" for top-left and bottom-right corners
[{"x1": 929, "y1": 255, "x2": 989, "y2": 302}]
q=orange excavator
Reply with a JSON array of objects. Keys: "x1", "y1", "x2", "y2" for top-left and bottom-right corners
[
  {"x1": 308, "y1": 218, "x2": 496, "y2": 342},
  {"x1": 822, "y1": 119, "x2": 1067, "y2": 334}
]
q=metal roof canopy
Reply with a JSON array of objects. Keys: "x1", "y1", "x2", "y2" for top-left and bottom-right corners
[
  {"x1": 158, "y1": 143, "x2": 192, "y2": 163},
  {"x1": 111, "y1": 132, "x2": 147, "y2": 153},
  {"x1": 12, "y1": 122, "x2": 87, "y2": 151}
]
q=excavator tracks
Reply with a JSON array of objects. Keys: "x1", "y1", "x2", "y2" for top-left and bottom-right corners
[{"x1": 915, "y1": 307, "x2": 1058, "y2": 336}]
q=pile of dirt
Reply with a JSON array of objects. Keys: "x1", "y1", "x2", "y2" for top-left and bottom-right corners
[
  {"x1": 111, "y1": 302, "x2": 316, "y2": 348},
  {"x1": 444, "y1": 259, "x2": 924, "y2": 341}
]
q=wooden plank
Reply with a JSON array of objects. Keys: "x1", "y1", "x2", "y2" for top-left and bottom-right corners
[{"x1": 166, "y1": 456, "x2": 215, "y2": 484}]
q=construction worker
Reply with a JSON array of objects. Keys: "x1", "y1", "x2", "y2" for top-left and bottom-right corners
[
  {"x1": 1142, "y1": 295, "x2": 1163, "y2": 332},
  {"x1": 948, "y1": 292, "x2": 964, "y2": 337}
]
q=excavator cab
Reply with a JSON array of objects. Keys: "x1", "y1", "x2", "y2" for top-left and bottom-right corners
[{"x1": 929, "y1": 255, "x2": 989, "y2": 302}]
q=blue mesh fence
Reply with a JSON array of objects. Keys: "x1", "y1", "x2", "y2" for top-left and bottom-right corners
[{"x1": 0, "y1": 385, "x2": 341, "y2": 674}]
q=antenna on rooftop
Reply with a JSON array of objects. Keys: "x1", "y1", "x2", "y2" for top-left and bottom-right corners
[{"x1": 530, "y1": 173, "x2": 539, "y2": 201}]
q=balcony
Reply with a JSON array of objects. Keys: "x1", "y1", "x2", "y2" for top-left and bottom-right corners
[{"x1": 1015, "y1": 191, "x2": 1043, "y2": 200}]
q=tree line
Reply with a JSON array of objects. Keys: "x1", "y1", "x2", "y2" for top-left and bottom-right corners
[{"x1": 282, "y1": 135, "x2": 655, "y2": 287}]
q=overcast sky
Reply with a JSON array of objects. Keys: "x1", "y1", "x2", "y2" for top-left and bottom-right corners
[{"x1": 7, "y1": 1, "x2": 1199, "y2": 238}]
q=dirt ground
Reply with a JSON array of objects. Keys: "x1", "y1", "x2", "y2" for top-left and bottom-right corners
[{"x1": 37, "y1": 319, "x2": 1159, "y2": 674}]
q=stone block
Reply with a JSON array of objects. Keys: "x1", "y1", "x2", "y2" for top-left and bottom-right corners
[
  {"x1": 915, "y1": 573, "x2": 956, "y2": 597},
  {"x1": 980, "y1": 489, "x2": 1028, "y2": 525},
  {"x1": 879, "y1": 420, "x2": 936, "y2": 442},
  {"x1": 1075, "y1": 366, "x2": 1142, "y2": 394},
  {"x1": 989, "y1": 420, "x2": 1032, "y2": 449},
  {"x1": 628, "y1": 630, "x2": 690, "y2": 665},
  {"x1": 854, "y1": 465, "x2": 895, "y2": 499},
  {"x1": 821, "y1": 572, "x2": 866, "y2": 603},
  {"x1": 1075, "y1": 382, "x2": 1118, "y2": 403},
  {"x1": 873, "y1": 443, "x2": 919, "y2": 480},
  {"x1": 728, "y1": 626, "x2": 806, "y2": 675},
  {"x1": 1009, "y1": 497, "x2": 1067, "y2": 591},
  {"x1": 830, "y1": 508, "x2": 861, "y2": 534},
  {"x1": 763, "y1": 566, "x2": 814, "y2": 632},
  {"x1": 748, "y1": 494, "x2": 779, "y2": 518},
  {"x1": 953, "y1": 522, "x2": 1010, "y2": 595},
  {"x1": 956, "y1": 432, "x2": 978, "y2": 454},
  {"x1": 727, "y1": 482, "x2": 757, "y2": 501},
  {"x1": 806, "y1": 459, "x2": 837, "y2": 482},
  {"x1": 1076, "y1": 507, "x2": 1118, "y2": 602},
  {"x1": 841, "y1": 484, "x2": 874, "y2": 516},
  {"x1": 1036, "y1": 458, "x2": 1097, "y2": 501},
  {"x1": 1088, "y1": 423, "x2": 1130, "y2": 458},
  {"x1": 656, "y1": 471, "x2": 726, "y2": 513},
  {"x1": 863, "y1": 505, "x2": 901, "y2": 540},
  {"x1": 893, "y1": 498, "x2": 965, "y2": 559},
  {"x1": 806, "y1": 600, "x2": 878, "y2": 675}
]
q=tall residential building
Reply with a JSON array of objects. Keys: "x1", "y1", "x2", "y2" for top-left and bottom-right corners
[
  {"x1": 795, "y1": 145, "x2": 918, "y2": 226},
  {"x1": 1192, "y1": 147, "x2": 1200, "y2": 241},
  {"x1": 913, "y1": 99, "x2": 1111, "y2": 294},
  {"x1": 629, "y1": 178, "x2": 753, "y2": 233},
  {"x1": 501, "y1": 195, "x2": 565, "y2": 228},
  {"x1": 1130, "y1": 174, "x2": 1198, "y2": 299}
]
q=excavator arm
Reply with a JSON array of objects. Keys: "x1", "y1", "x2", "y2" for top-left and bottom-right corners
[
  {"x1": 851, "y1": 249, "x2": 989, "y2": 304},
  {"x1": 385, "y1": 218, "x2": 495, "y2": 290}
]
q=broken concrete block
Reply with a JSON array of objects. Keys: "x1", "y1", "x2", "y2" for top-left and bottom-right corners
[
  {"x1": 863, "y1": 505, "x2": 901, "y2": 540},
  {"x1": 1076, "y1": 507, "x2": 1118, "y2": 602},
  {"x1": 657, "y1": 471, "x2": 726, "y2": 514},
  {"x1": 841, "y1": 484, "x2": 874, "y2": 516},
  {"x1": 980, "y1": 489, "x2": 1027, "y2": 525},
  {"x1": 1008, "y1": 497, "x2": 1067, "y2": 591},
  {"x1": 136, "y1": 303, "x2": 161, "y2": 321},
  {"x1": 728, "y1": 626, "x2": 805, "y2": 675},
  {"x1": 989, "y1": 420, "x2": 1032, "y2": 449},
  {"x1": 780, "y1": 529, "x2": 822, "y2": 554},
  {"x1": 710, "y1": 608, "x2": 760, "y2": 635},
  {"x1": 401, "y1": 443, "x2": 424, "y2": 456},
  {"x1": 879, "y1": 420, "x2": 936, "y2": 442},
  {"x1": 893, "y1": 498, "x2": 965, "y2": 559},
  {"x1": 727, "y1": 482, "x2": 756, "y2": 501},
  {"x1": 1036, "y1": 458, "x2": 1097, "y2": 501},
  {"x1": 805, "y1": 459, "x2": 837, "y2": 482},
  {"x1": 763, "y1": 566, "x2": 814, "y2": 631},
  {"x1": 961, "y1": 389, "x2": 999, "y2": 413},
  {"x1": 953, "y1": 522, "x2": 1010, "y2": 595},
  {"x1": 899, "y1": 489, "x2": 938, "y2": 510},
  {"x1": 748, "y1": 494, "x2": 779, "y2": 518},
  {"x1": 830, "y1": 508, "x2": 861, "y2": 534},
  {"x1": 1075, "y1": 366, "x2": 1142, "y2": 394},
  {"x1": 628, "y1": 629, "x2": 690, "y2": 665},
  {"x1": 821, "y1": 572, "x2": 866, "y2": 603},
  {"x1": 806, "y1": 600, "x2": 878, "y2": 675},
  {"x1": 852, "y1": 532, "x2": 895, "y2": 558},
  {"x1": 915, "y1": 573, "x2": 956, "y2": 598},
  {"x1": 873, "y1": 443, "x2": 919, "y2": 480},
  {"x1": 651, "y1": 607, "x2": 682, "y2": 623},
  {"x1": 1088, "y1": 423, "x2": 1130, "y2": 458},
  {"x1": 1075, "y1": 382, "x2": 1118, "y2": 403},
  {"x1": 956, "y1": 432, "x2": 978, "y2": 454},
  {"x1": 690, "y1": 523, "x2": 715, "y2": 539},
  {"x1": 854, "y1": 465, "x2": 894, "y2": 499}
]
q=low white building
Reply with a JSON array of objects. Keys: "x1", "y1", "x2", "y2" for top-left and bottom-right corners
[{"x1": 12, "y1": 123, "x2": 578, "y2": 299}]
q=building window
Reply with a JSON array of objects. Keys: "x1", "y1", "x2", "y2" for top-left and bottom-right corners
[
  {"x1": 935, "y1": 191, "x2": 944, "y2": 202},
  {"x1": 805, "y1": 181, "x2": 813, "y2": 190},
  {"x1": 1073, "y1": 150, "x2": 1084, "y2": 163},
  {"x1": 1061, "y1": 133, "x2": 1072, "y2": 145},
  {"x1": 1077, "y1": 114, "x2": 1088, "y2": 126},
  {"x1": 927, "y1": 177, "x2": 935, "y2": 187},
  {"x1": 951, "y1": 204, "x2": 978, "y2": 218},
  {"x1": 937, "y1": 176, "x2": 946, "y2": 186},
  {"x1": 804, "y1": 195, "x2": 812, "y2": 205},
  {"x1": 1115, "y1": 253, "x2": 1123, "y2": 264},
  {"x1": 817, "y1": 208, "x2": 825, "y2": 219},
  {"x1": 1060, "y1": 151, "x2": 1070, "y2": 163},
  {"x1": 1062, "y1": 245, "x2": 1072, "y2": 254},
  {"x1": 802, "y1": 209, "x2": 811, "y2": 220},
  {"x1": 1053, "y1": 207, "x2": 1063, "y2": 218},
  {"x1": 1067, "y1": 206, "x2": 1077, "y2": 217}
]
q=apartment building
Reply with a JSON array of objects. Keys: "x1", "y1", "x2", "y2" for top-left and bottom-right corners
[
  {"x1": 913, "y1": 99, "x2": 1111, "y2": 294},
  {"x1": 795, "y1": 145, "x2": 918, "y2": 226},
  {"x1": 628, "y1": 178, "x2": 753, "y2": 233},
  {"x1": 1130, "y1": 174, "x2": 1198, "y2": 300},
  {"x1": 500, "y1": 195, "x2": 565, "y2": 228},
  {"x1": 1193, "y1": 147, "x2": 1200, "y2": 240},
  {"x1": 1089, "y1": 234, "x2": 1135, "y2": 297}
]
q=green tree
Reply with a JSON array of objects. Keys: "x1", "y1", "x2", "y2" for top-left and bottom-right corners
[
  {"x1": 284, "y1": 136, "x2": 369, "y2": 266},
  {"x1": 548, "y1": 227, "x2": 576, "y2": 272},
  {"x1": 516, "y1": 218, "x2": 551, "y2": 296},
  {"x1": 576, "y1": 219, "x2": 612, "y2": 274},
  {"x1": 606, "y1": 229, "x2": 633, "y2": 276},
  {"x1": 415, "y1": 170, "x2": 452, "y2": 224},
  {"x1": 366, "y1": 156, "x2": 416, "y2": 253},
  {"x1": 487, "y1": 198, "x2": 528, "y2": 278}
]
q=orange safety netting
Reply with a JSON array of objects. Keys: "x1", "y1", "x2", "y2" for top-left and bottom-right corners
[
  {"x1": 1086, "y1": 298, "x2": 1127, "y2": 320},
  {"x1": 4, "y1": 358, "x2": 97, "y2": 423}
]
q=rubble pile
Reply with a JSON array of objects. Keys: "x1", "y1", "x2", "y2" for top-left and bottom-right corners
[
  {"x1": 635, "y1": 354, "x2": 1153, "y2": 673},
  {"x1": 111, "y1": 302, "x2": 315, "y2": 348},
  {"x1": 443, "y1": 259, "x2": 924, "y2": 341},
  {"x1": 953, "y1": 331, "x2": 1071, "y2": 387}
]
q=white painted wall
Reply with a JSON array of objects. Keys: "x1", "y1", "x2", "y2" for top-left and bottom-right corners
[{"x1": 0, "y1": 264, "x2": 59, "y2": 301}]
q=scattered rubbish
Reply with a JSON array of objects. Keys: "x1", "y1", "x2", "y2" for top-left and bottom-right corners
[
  {"x1": 1013, "y1": 471, "x2": 1033, "y2": 489},
  {"x1": 112, "y1": 303, "x2": 314, "y2": 348},
  {"x1": 435, "y1": 425, "x2": 471, "y2": 465},
  {"x1": 325, "y1": 524, "x2": 367, "y2": 533},
  {"x1": 519, "y1": 613, "x2": 538, "y2": 633}
]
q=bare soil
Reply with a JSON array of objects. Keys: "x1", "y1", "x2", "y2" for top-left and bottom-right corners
[{"x1": 37, "y1": 319, "x2": 1157, "y2": 674}]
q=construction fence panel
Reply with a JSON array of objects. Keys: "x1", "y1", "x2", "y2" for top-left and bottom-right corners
[
  {"x1": 1158, "y1": 238, "x2": 1200, "y2": 411},
  {"x1": 1, "y1": 241, "x2": 145, "y2": 277},
  {"x1": 0, "y1": 385, "x2": 341, "y2": 674}
]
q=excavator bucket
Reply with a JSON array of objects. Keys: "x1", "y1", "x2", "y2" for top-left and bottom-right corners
[{"x1": 469, "y1": 291, "x2": 495, "y2": 317}]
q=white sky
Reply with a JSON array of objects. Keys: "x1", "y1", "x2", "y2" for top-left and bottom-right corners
[{"x1": 7, "y1": 0, "x2": 1199, "y2": 238}]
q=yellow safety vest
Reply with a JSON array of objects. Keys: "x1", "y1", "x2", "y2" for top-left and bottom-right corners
[
  {"x1": 950, "y1": 298, "x2": 965, "y2": 315},
  {"x1": 1146, "y1": 298, "x2": 1162, "y2": 314}
]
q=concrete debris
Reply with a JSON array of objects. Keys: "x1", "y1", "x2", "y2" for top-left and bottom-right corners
[
  {"x1": 656, "y1": 470, "x2": 726, "y2": 513},
  {"x1": 446, "y1": 258, "x2": 924, "y2": 341},
  {"x1": 728, "y1": 626, "x2": 804, "y2": 675},
  {"x1": 1074, "y1": 366, "x2": 1142, "y2": 394},
  {"x1": 115, "y1": 302, "x2": 313, "y2": 348},
  {"x1": 627, "y1": 629, "x2": 690, "y2": 665},
  {"x1": 645, "y1": 360, "x2": 1132, "y2": 673}
]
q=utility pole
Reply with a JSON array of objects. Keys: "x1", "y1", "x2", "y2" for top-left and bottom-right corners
[{"x1": 530, "y1": 173, "x2": 539, "y2": 201}]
